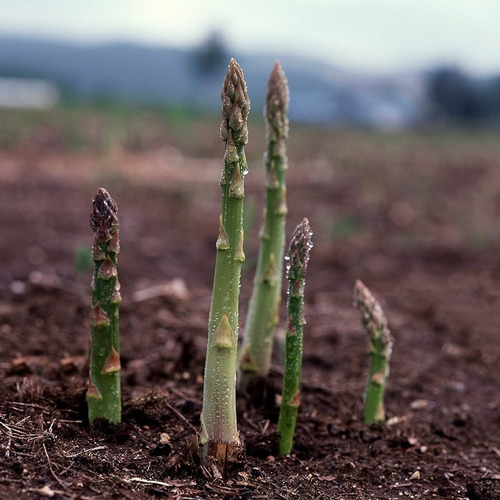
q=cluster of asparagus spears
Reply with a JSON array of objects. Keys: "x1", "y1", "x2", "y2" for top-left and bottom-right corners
[
  {"x1": 86, "y1": 58, "x2": 393, "y2": 473},
  {"x1": 198, "y1": 59, "x2": 313, "y2": 466}
]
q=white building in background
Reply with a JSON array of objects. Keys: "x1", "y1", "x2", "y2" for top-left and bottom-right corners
[{"x1": 0, "y1": 78, "x2": 59, "y2": 109}]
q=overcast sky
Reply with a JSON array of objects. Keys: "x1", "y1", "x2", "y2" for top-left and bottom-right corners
[{"x1": 1, "y1": 0, "x2": 499, "y2": 75}]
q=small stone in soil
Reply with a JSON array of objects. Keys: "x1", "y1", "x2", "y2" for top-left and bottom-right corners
[{"x1": 410, "y1": 399, "x2": 429, "y2": 410}]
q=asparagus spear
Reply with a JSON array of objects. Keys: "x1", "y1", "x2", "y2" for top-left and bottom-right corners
[
  {"x1": 200, "y1": 59, "x2": 250, "y2": 468},
  {"x1": 354, "y1": 280, "x2": 393, "y2": 425},
  {"x1": 240, "y1": 61, "x2": 290, "y2": 390},
  {"x1": 277, "y1": 218, "x2": 313, "y2": 455},
  {"x1": 87, "y1": 188, "x2": 122, "y2": 424}
]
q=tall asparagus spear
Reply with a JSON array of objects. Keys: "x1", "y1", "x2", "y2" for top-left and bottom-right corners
[
  {"x1": 354, "y1": 280, "x2": 393, "y2": 425},
  {"x1": 200, "y1": 59, "x2": 250, "y2": 467},
  {"x1": 277, "y1": 218, "x2": 313, "y2": 455},
  {"x1": 87, "y1": 188, "x2": 122, "y2": 424},
  {"x1": 239, "y1": 61, "x2": 290, "y2": 390}
]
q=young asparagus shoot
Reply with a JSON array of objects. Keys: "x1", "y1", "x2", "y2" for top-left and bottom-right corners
[
  {"x1": 87, "y1": 188, "x2": 122, "y2": 424},
  {"x1": 240, "y1": 61, "x2": 290, "y2": 390},
  {"x1": 200, "y1": 59, "x2": 250, "y2": 468},
  {"x1": 354, "y1": 280, "x2": 393, "y2": 425},
  {"x1": 277, "y1": 218, "x2": 313, "y2": 455}
]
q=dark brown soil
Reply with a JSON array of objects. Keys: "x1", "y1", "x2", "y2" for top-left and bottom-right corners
[{"x1": 0, "y1": 124, "x2": 499, "y2": 499}]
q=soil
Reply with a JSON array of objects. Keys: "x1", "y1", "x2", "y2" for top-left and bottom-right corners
[{"x1": 0, "y1": 122, "x2": 499, "y2": 499}]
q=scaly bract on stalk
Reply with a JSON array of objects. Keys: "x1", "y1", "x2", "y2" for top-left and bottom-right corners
[
  {"x1": 87, "y1": 188, "x2": 122, "y2": 424},
  {"x1": 354, "y1": 280, "x2": 393, "y2": 425},
  {"x1": 201, "y1": 59, "x2": 250, "y2": 467},
  {"x1": 277, "y1": 218, "x2": 313, "y2": 455},
  {"x1": 240, "y1": 61, "x2": 290, "y2": 390}
]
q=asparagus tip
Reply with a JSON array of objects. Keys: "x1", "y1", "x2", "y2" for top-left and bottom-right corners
[
  {"x1": 90, "y1": 188, "x2": 119, "y2": 243},
  {"x1": 354, "y1": 280, "x2": 392, "y2": 346},
  {"x1": 266, "y1": 60, "x2": 289, "y2": 137},
  {"x1": 287, "y1": 218, "x2": 313, "y2": 276},
  {"x1": 220, "y1": 58, "x2": 250, "y2": 146}
]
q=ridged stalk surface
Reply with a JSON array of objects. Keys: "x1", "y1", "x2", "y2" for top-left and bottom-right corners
[
  {"x1": 354, "y1": 280, "x2": 393, "y2": 425},
  {"x1": 277, "y1": 218, "x2": 313, "y2": 455},
  {"x1": 201, "y1": 59, "x2": 250, "y2": 466},
  {"x1": 240, "y1": 61, "x2": 290, "y2": 389},
  {"x1": 87, "y1": 188, "x2": 122, "y2": 424}
]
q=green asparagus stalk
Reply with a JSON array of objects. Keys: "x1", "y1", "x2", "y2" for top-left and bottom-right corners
[
  {"x1": 354, "y1": 280, "x2": 393, "y2": 425},
  {"x1": 200, "y1": 59, "x2": 250, "y2": 467},
  {"x1": 239, "y1": 61, "x2": 290, "y2": 389},
  {"x1": 87, "y1": 188, "x2": 122, "y2": 424},
  {"x1": 277, "y1": 218, "x2": 313, "y2": 455}
]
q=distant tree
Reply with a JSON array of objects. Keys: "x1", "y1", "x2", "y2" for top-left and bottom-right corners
[
  {"x1": 427, "y1": 67, "x2": 486, "y2": 123},
  {"x1": 194, "y1": 31, "x2": 228, "y2": 76},
  {"x1": 484, "y1": 76, "x2": 500, "y2": 118}
]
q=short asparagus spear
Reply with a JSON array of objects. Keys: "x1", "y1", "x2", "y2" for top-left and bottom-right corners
[
  {"x1": 87, "y1": 188, "x2": 122, "y2": 424},
  {"x1": 240, "y1": 61, "x2": 290, "y2": 390},
  {"x1": 277, "y1": 218, "x2": 313, "y2": 455},
  {"x1": 200, "y1": 59, "x2": 250, "y2": 467},
  {"x1": 354, "y1": 280, "x2": 393, "y2": 425}
]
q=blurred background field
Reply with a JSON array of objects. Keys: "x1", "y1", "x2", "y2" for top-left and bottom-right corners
[
  {"x1": 1, "y1": 1, "x2": 500, "y2": 271},
  {"x1": 2, "y1": 100, "x2": 500, "y2": 269}
]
